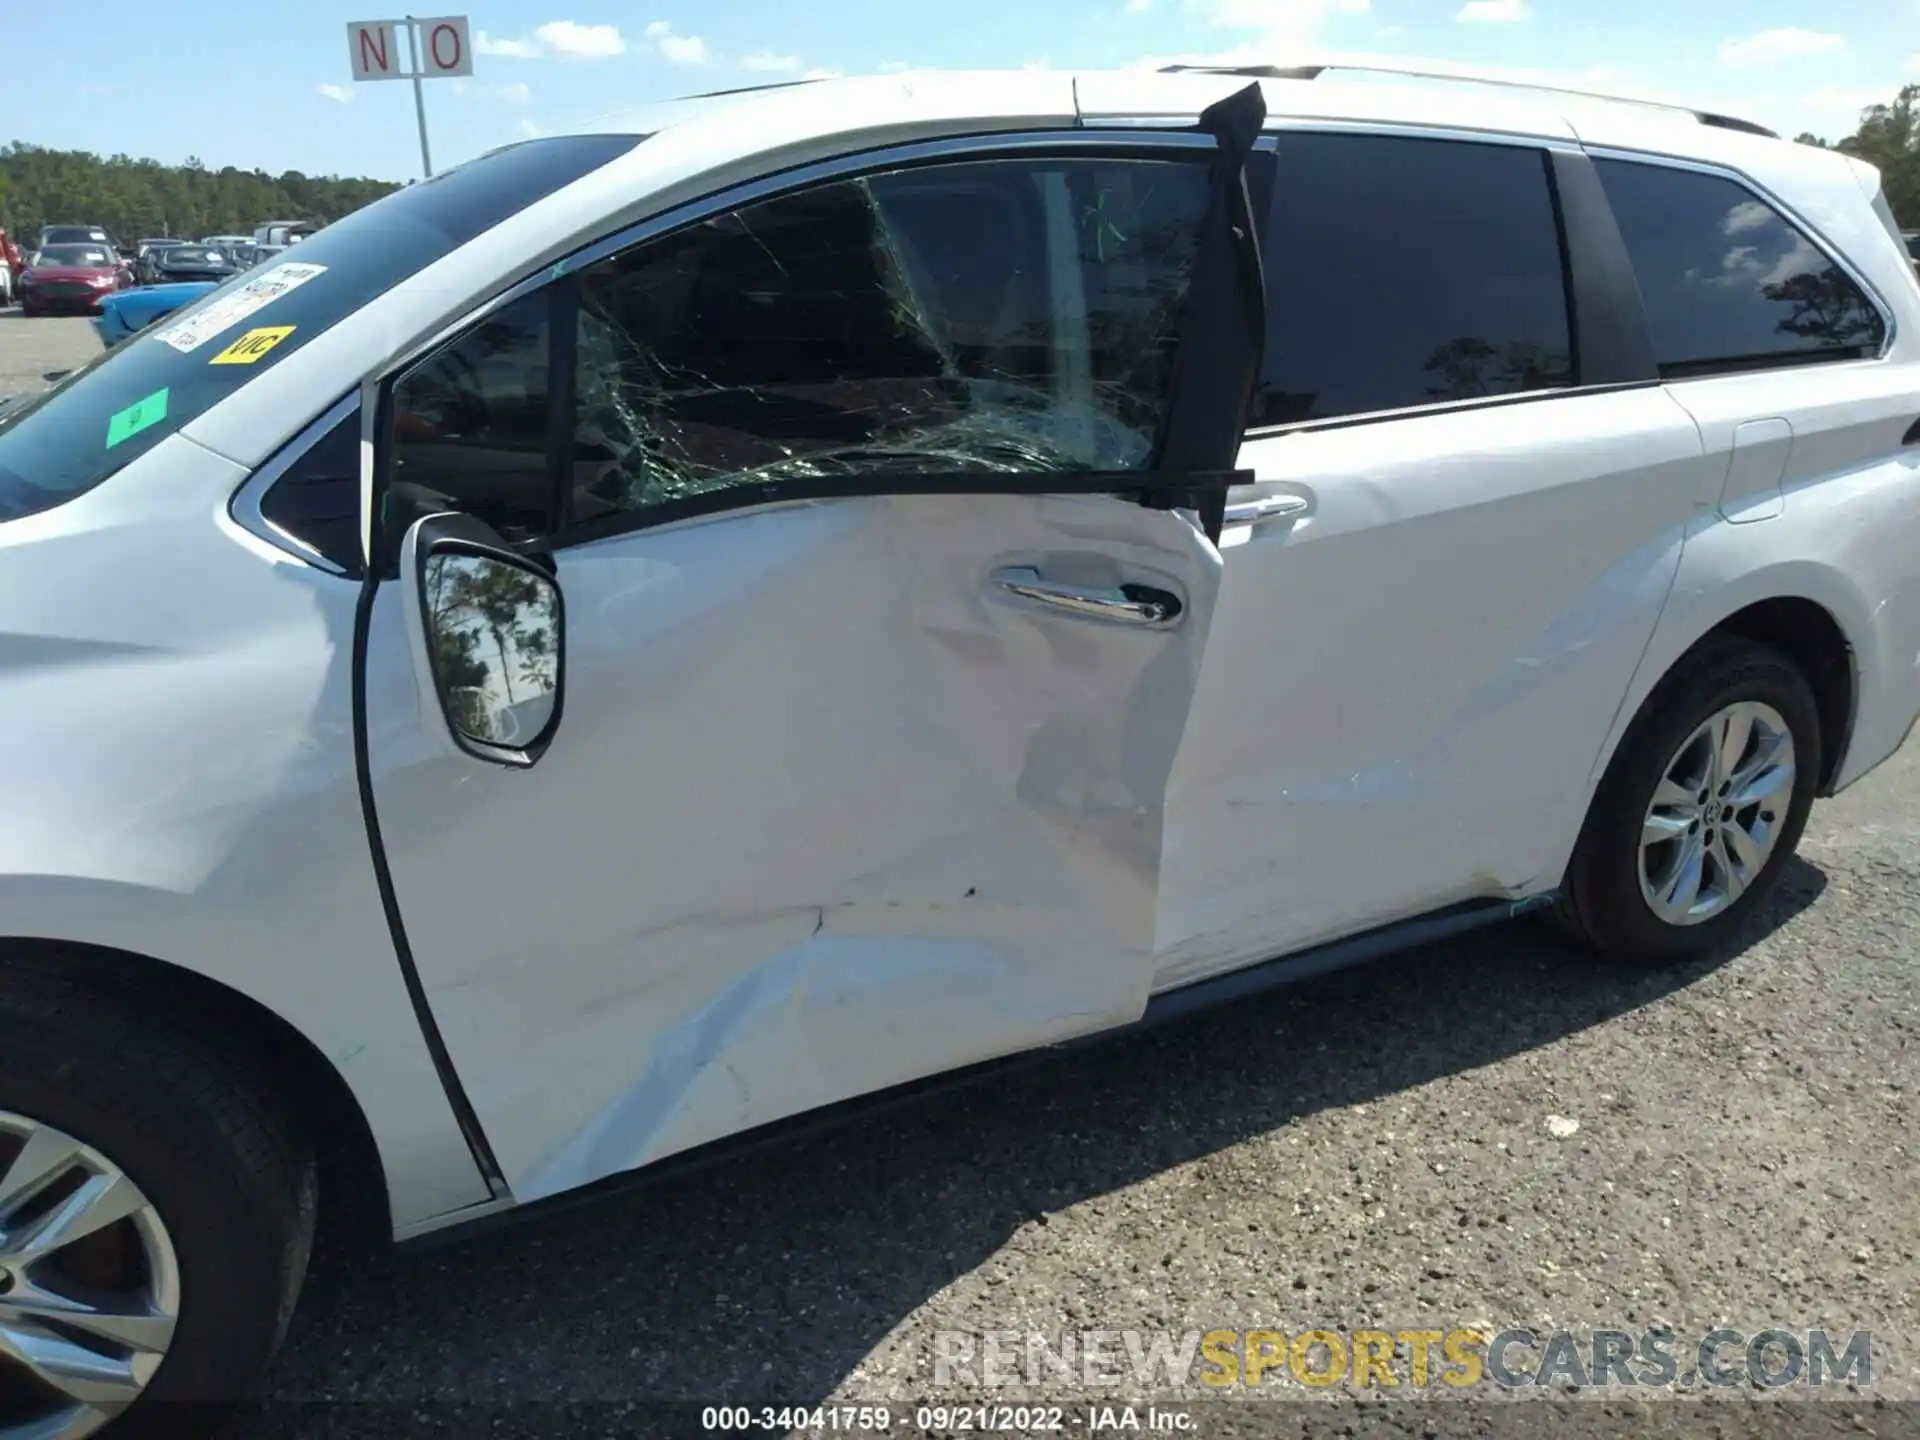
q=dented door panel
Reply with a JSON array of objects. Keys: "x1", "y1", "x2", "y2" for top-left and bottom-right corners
[{"x1": 364, "y1": 492, "x2": 1222, "y2": 1200}]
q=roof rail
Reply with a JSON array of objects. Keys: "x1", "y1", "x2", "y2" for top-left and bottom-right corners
[{"x1": 1157, "y1": 61, "x2": 1779, "y2": 139}]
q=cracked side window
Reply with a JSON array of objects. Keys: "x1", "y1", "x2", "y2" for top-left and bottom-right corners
[
  {"x1": 387, "y1": 289, "x2": 555, "y2": 546},
  {"x1": 564, "y1": 155, "x2": 1212, "y2": 531}
]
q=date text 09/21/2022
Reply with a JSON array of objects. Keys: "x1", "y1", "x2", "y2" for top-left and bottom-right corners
[{"x1": 700, "y1": 1404, "x2": 1195, "y2": 1432}]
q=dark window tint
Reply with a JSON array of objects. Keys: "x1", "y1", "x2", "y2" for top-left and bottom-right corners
[
  {"x1": 1253, "y1": 134, "x2": 1574, "y2": 427},
  {"x1": 564, "y1": 156, "x2": 1210, "y2": 528},
  {"x1": 1595, "y1": 159, "x2": 1885, "y2": 377},
  {"x1": 0, "y1": 134, "x2": 640, "y2": 525},
  {"x1": 258, "y1": 404, "x2": 362, "y2": 574},
  {"x1": 389, "y1": 291, "x2": 554, "y2": 543}
]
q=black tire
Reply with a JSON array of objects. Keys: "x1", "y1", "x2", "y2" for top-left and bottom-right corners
[
  {"x1": 0, "y1": 955, "x2": 316, "y2": 1437},
  {"x1": 1554, "y1": 634, "x2": 1820, "y2": 965}
]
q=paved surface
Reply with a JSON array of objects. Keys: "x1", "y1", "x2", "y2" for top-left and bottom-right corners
[
  {"x1": 252, "y1": 743, "x2": 1920, "y2": 1436},
  {"x1": 0, "y1": 310, "x2": 103, "y2": 394},
  {"x1": 4, "y1": 314, "x2": 1914, "y2": 1435}
]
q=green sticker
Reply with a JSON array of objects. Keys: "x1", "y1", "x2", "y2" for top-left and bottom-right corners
[{"x1": 105, "y1": 388, "x2": 169, "y2": 449}]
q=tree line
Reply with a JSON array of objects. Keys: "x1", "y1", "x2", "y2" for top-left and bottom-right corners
[
  {"x1": 1795, "y1": 84, "x2": 1920, "y2": 225},
  {"x1": 0, "y1": 142, "x2": 400, "y2": 243}
]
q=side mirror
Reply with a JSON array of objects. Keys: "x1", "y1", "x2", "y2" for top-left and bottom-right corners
[{"x1": 399, "y1": 513, "x2": 565, "y2": 768}]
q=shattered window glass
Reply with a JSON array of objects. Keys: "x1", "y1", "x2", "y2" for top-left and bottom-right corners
[
  {"x1": 565, "y1": 156, "x2": 1211, "y2": 528},
  {"x1": 389, "y1": 290, "x2": 554, "y2": 543}
]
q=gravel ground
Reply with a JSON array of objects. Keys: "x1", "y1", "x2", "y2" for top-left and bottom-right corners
[{"x1": 3, "y1": 314, "x2": 1915, "y2": 1437}]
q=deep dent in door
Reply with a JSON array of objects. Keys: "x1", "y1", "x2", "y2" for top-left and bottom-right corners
[{"x1": 364, "y1": 493, "x2": 1225, "y2": 1202}]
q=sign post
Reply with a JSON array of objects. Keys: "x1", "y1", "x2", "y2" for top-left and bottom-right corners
[{"x1": 346, "y1": 14, "x2": 472, "y2": 178}]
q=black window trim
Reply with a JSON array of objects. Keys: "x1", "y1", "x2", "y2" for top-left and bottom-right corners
[
  {"x1": 1584, "y1": 144, "x2": 1898, "y2": 380},
  {"x1": 365, "y1": 124, "x2": 1268, "y2": 562},
  {"x1": 229, "y1": 389, "x2": 362, "y2": 576},
  {"x1": 1242, "y1": 126, "x2": 1654, "y2": 441}
]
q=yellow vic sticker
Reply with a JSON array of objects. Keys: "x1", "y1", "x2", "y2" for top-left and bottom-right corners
[{"x1": 209, "y1": 326, "x2": 296, "y2": 366}]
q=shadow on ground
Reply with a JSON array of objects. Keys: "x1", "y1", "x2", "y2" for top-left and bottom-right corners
[{"x1": 243, "y1": 857, "x2": 1829, "y2": 1436}]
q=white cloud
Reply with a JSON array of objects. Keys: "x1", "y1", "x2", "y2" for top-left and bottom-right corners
[
  {"x1": 802, "y1": 66, "x2": 842, "y2": 80},
  {"x1": 476, "y1": 29, "x2": 541, "y2": 58},
  {"x1": 534, "y1": 20, "x2": 628, "y2": 58},
  {"x1": 740, "y1": 50, "x2": 803, "y2": 73},
  {"x1": 1718, "y1": 27, "x2": 1844, "y2": 66},
  {"x1": 1721, "y1": 199, "x2": 1773, "y2": 235},
  {"x1": 1126, "y1": 0, "x2": 1153, "y2": 11},
  {"x1": 1455, "y1": 0, "x2": 1528, "y2": 22},
  {"x1": 317, "y1": 83, "x2": 354, "y2": 103},
  {"x1": 475, "y1": 21, "x2": 625, "y2": 60},
  {"x1": 644, "y1": 21, "x2": 710, "y2": 65},
  {"x1": 876, "y1": 58, "x2": 911, "y2": 72},
  {"x1": 516, "y1": 118, "x2": 546, "y2": 138}
]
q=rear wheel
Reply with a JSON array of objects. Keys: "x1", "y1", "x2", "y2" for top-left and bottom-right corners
[
  {"x1": 0, "y1": 962, "x2": 316, "y2": 1438},
  {"x1": 1555, "y1": 635, "x2": 1820, "y2": 965}
]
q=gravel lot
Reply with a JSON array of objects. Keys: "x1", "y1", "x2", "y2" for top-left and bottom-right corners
[{"x1": 4, "y1": 314, "x2": 1916, "y2": 1437}]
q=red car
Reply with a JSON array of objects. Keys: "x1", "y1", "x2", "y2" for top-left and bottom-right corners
[{"x1": 18, "y1": 242, "x2": 132, "y2": 316}]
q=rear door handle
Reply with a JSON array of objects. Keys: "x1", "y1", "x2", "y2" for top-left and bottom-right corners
[
  {"x1": 1222, "y1": 492, "x2": 1310, "y2": 525},
  {"x1": 990, "y1": 567, "x2": 1184, "y2": 627}
]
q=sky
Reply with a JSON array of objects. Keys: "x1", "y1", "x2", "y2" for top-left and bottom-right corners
[{"x1": 3, "y1": 0, "x2": 1919, "y2": 181}]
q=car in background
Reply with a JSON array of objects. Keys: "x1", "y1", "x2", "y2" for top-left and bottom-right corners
[
  {"x1": 248, "y1": 242, "x2": 290, "y2": 267},
  {"x1": 16, "y1": 241, "x2": 132, "y2": 314},
  {"x1": 0, "y1": 229, "x2": 19, "y2": 306},
  {"x1": 33, "y1": 224, "x2": 116, "y2": 261},
  {"x1": 149, "y1": 242, "x2": 237, "y2": 285},
  {"x1": 252, "y1": 219, "x2": 316, "y2": 249},
  {"x1": 91, "y1": 279, "x2": 218, "y2": 347},
  {"x1": 201, "y1": 233, "x2": 255, "y2": 266},
  {"x1": 134, "y1": 240, "x2": 180, "y2": 285}
]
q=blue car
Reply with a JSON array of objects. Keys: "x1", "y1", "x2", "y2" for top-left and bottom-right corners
[{"x1": 90, "y1": 279, "x2": 218, "y2": 347}]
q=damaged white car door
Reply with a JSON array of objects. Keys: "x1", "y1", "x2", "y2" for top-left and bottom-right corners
[{"x1": 361, "y1": 109, "x2": 1271, "y2": 1200}]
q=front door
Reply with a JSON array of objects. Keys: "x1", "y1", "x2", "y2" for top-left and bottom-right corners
[{"x1": 359, "y1": 117, "x2": 1269, "y2": 1201}]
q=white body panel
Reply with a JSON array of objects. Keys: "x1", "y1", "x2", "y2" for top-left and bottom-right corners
[
  {"x1": 363, "y1": 495, "x2": 1222, "y2": 1201},
  {"x1": 0, "y1": 435, "x2": 489, "y2": 1226},
  {"x1": 1158, "y1": 389, "x2": 1713, "y2": 984}
]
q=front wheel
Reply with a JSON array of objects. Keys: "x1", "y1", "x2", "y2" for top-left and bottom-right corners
[
  {"x1": 0, "y1": 960, "x2": 317, "y2": 1437},
  {"x1": 1554, "y1": 635, "x2": 1820, "y2": 965}
]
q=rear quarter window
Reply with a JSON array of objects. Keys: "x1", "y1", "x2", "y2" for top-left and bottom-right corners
[{"x1": 0, "y1": 133, "x2": 642, "y2": 524}]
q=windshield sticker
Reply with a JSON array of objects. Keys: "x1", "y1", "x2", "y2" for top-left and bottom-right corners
[
  {"x1": 150, "y1": 263, "x2": 326, "y2": 354},
  {"x1": 209, "y1": 325, "x2": 296, "y2": 366},
  {"x1": 105, "y1": 388, "x2": 169, "y2": 449}
]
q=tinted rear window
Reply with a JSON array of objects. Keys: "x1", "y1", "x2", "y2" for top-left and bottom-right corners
[{"x1": 0, "y1": 134, "x2": 642, "y2": 522}]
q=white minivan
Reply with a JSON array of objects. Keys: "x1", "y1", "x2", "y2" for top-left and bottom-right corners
[{"x1": 2, "y1": 63, "x2": 1918, "y2": 1435}]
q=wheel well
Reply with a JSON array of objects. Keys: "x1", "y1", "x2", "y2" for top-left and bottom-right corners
[
  {"x1": 1708, "y1": 597, "x2": 1855, "y2": 795},
  {"x1": 0, "y1": 938, "x2": 392, "y2": 1258}
]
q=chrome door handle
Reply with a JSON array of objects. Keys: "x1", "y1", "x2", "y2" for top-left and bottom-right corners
[
  {"x1": 1222, "y1": 493, "x2": 1310, "y2": 525},
  {"x1": 990, "y1": 567, "x2": 1183, "y2": 627}
]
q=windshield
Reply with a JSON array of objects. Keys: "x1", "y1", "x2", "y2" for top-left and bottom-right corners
[
  {"x1": 36, "y1": 246, "x2": 113, "y2": 267},
  {"x1": 0, "y1": 133, "x2": 642, "y2": 522},
  {"x1": 161, "y1": 248, "x2": 227, "y2": 266},
  {"x1": 43, "y1": 229, "x2": 107, "y2": 245}
]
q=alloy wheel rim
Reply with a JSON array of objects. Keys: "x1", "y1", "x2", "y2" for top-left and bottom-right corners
[
  {"x1": 1638, "y1": 699, "x2": 1796, "y2": 927},
  {"x1": 0, "y1": 1111, "x2": 179, "y2": 1440}
]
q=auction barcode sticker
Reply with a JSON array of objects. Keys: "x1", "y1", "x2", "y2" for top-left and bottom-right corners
[{"x1": 151, "y1": 263, "x2": 327, "y2": 354}]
